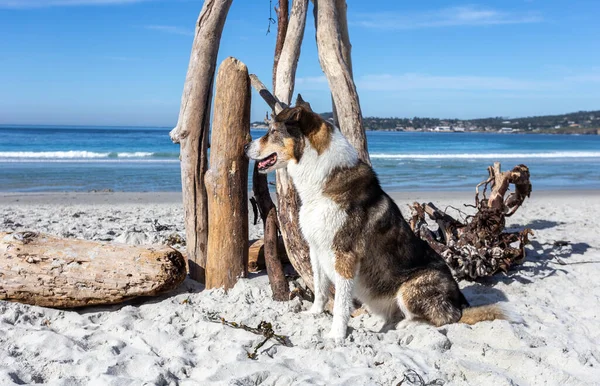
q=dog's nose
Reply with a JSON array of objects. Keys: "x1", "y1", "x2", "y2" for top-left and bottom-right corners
[{"x1": 243, "y1": 143, "x2": 251, "y2": 153}]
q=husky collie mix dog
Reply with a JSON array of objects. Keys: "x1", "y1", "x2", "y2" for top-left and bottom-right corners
[{"x1": 245, "y1": 96, "x2": 507, "y2": 341}]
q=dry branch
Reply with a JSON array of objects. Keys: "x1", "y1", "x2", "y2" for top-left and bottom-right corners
[
  {"x1": 205, "y1": 57, "x2": 251, "y2": 290},
  {"x1": 314, "y1": 0, "x2": 370, "y2": 164},
  {"x1": 272, "y1": 0, "x2": 289, "y2": 94},
  {"x1": 410, "y1": 163, "x2": 533, "y2": 280},
  {"x1": 0, "y1": 232, "x2": 186, "y2": 308},
  {"x1": 252, "y1": 166, "x2": 289, "y2": 300},
  {"x1": 274, "y1": 0, "x2": 309, "y2": 105},
  {"x1": 170, "y1": 0, "x2": 233, "y2": 282}
]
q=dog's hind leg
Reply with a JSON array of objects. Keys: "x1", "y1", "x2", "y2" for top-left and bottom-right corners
[
  {"x1": 308, "y1": 247, "x2": 330, "y2": 314},
  {"x1": 397, "y1": 270, "x2": 463, "y2": 327}
]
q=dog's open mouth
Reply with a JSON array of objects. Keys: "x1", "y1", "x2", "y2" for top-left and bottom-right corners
[{"x1": 257, "y1": 153, "x2": 278, "y2": 171}]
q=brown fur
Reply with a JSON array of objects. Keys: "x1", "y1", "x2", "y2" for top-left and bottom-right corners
[
  {"x1": 400, "y1": 270, "x2": 463, "y2": 327},
  {"x1": 274, "y1": 106, "x2": 332, "y2": 156},
  {"x1": 334, "y1": 251, "x2": 358, "y2": 279},
  {"x1": 320, "y1": 143, "x2": 471, "y2": 327}
]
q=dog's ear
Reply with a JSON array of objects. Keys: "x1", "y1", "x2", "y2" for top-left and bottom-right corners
[
  {"x1": 275, "y1": 106, "x2": 304, "y2": 123},
  {"x1": 295, "y1": 94, "x2": 313, "y2": 112}
]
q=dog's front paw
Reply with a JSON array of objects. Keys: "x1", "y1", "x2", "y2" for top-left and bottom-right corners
[
  {"x1": 306, "y1": 302, "x2": 325, "y2": 315},
  {"x1": 325, "y1": 325, "x2": 347, "y2": 344}
]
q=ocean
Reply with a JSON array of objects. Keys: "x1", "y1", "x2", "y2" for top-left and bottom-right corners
[{"x1": 1, "y1": 124, "x2": 599, "y2": 192}]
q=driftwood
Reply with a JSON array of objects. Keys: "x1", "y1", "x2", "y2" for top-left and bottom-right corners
[
  {"x1": 314, "y1": 0, "x2": 370, "y2": 164},
  {"x1": 272, "y1": 0, "x2": 289, "y2": 94},
  {"x1": 410, "y1": 162, "x2": 533, "y2": 280},
  {"x1": 252, "y1": 0, "x2": 316, "y2": 297},
  {"x1": 0, "y1": 232, "x2": 186, "y2": 308},
  {"x1": 251, "y1": 167, "x2": 289, "y2": 300},
  {"x1": 246, "y1": 0, "x2": 296, "y2": 301},
  {"x1": 170, "y1": 0, "x2": 233, "y2": 282},
  {"x1": 205, "y1": 57, "x2": 251, "y2": 290},
  {"x1": 248, "y1": 238, "x2": 289, "y2": 273}
]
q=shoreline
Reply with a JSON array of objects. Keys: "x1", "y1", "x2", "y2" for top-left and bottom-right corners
[{"x1": 1, "y1": 189, "x2": 598, "y2": 206}]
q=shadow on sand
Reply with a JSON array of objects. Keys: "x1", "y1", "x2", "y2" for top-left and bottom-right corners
[{"x1": 480, "y1": 215, "x2": 595, "y2": 287}]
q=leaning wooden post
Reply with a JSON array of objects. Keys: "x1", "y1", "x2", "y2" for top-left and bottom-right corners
[
  {"x1": 272, "y1": 0, "x2": 289, "y2": 92},
  {"x1": 314, "y1": 0, "x2": 370, "y2": 164},
  {"x1": 248, "y1": 0, "x2": 296, "y2": 301},
  {"x1": 205, "y1": 57, "x2": 251, "y2": 290},
  {"x1": 272, "y1": 0, "x2": 316, "y2": 291},
  {"x1": 170, "y1": 0, "x2": 233, "y2": 282}
]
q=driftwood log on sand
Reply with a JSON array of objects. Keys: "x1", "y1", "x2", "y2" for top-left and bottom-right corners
[
  {"x1": 0, "y1": 232, "x2": 186, "y2": 308},
  {"x1": 410, "y1": 162, "x2": 533, "y2": 280}
]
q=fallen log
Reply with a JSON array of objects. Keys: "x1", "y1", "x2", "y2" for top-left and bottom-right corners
[
  {"x1": 0, "y1": 232, "x2": 186, "y2": 308},
  {"x1": 410, "y1": 162, "x2": 533, "y2": 280}
]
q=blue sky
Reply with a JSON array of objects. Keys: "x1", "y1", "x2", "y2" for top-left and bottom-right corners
[{"x1": 1, "y1": 0, "x2": 599, "y2": 126}]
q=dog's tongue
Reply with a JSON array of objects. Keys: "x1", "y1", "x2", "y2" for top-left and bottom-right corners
[
  {"x1": 258, "y1": 159, "x2": 269, "y2": 169},
  {"x1": 258, "y1": 154, "x2": 276, "y2": 169}
]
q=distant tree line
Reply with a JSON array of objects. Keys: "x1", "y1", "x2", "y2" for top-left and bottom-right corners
[{"x1": 253, "y1": 109, "x2": 600, "y2": 134}]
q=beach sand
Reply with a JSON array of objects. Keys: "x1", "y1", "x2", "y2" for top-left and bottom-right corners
[{"x1": 1, "y1": 191, "x2": 599, "y2": 385}]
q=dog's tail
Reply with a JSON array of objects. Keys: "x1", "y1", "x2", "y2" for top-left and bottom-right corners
[{"x1": 459, "y1": 304, "x2": 519, "y2": 325}]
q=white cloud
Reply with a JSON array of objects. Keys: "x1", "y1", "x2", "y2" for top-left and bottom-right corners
[
  {"x1": 295, "y1": 73, "x2": 553, "y2": 92},
  {"x1": 358, "y1": 73, "x2": 552, "y2": 91},
  {"x1": 295, "y1": 75, "x2": 328, "y2": 89},
  {"x1": 564, "y1": 70, "x2": 600, "y2": 83},
  {"x1": 353, "y1": 6, "x2": 542, "y2": 30},
  {"x1": 144, "y1": 25, "x2": 193, "y2": 36},
  {"x1": 0, "y1": 0, "x2": 151, "y2": 7}
]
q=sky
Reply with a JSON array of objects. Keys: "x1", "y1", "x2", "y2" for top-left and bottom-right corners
[{"x1": 0, "y1": 0, "x2": 599, "y2": 126}]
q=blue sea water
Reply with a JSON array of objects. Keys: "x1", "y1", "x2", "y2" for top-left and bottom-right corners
[{"x1": 1, "y1": 124, "x2": 599, "y2": 192}]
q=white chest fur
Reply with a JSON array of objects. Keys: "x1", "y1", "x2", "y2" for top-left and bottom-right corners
[{"x1": 287, "y1": 129, "x2": 358, "y2": 280}]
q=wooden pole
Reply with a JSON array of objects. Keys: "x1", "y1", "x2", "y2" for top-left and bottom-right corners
[
  {"x1": 0, "y1": 232, "x2": 186, "y2": 308},
  {"x1": 205, "y1": 57, "x2": 251, "y2": 290},
  {"x1": 314, "y1": 0, "x2": 370, "y2": 165},
  {"x1": 170, "y1": 0, "x2": 233, "y2": 282}
]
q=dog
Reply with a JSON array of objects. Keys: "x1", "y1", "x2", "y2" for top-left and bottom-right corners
[{"x1": 245, "y1": 96, "x2": 508, "y2": 341}]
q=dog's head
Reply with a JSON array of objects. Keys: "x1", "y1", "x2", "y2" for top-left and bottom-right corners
[{"x1": 245, "y1": 95, "x2": 333, "y2": 173}]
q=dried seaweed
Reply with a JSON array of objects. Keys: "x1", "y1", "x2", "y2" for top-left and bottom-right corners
[
  {"x1": 205, "y1": 313, "x2": 292, "y2": 359},
  {"x1": 410, "y1": 162, "x2": 532, "y2": 280},
  {"x1": 397, "y1": 369, "x2": 445, "y2": 386}
]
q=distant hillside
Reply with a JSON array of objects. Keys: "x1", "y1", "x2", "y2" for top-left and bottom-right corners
[{"x1": 252, "y1": 109, "x2": 600, "y2": 134}]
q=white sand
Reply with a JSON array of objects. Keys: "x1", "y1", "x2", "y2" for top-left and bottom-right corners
[{"x1": 1, "y1": 191, "x2": 599, "y2": 385}]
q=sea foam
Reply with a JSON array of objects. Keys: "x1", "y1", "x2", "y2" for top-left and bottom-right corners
[{"x1": 369, "y1": 151, "x2": 600, "y2": 160}]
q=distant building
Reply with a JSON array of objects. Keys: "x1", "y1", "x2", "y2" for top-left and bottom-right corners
[
  {"x1": 434, "y1": 126, "x2": 452, "y2": 132},
  {"x1": 453, "y1": 127, "x2": 466, "y2": 132},
  {"x1": 499, "y1": 127, "x2": 514, "y2": 133}
]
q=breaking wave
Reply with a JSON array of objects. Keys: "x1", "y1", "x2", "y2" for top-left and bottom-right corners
[
  {"x1": 369, "y1": 152, "x2": 600, "y2": 160},
  {"x1": 0, "y1": 151, "x2": 178, "y2": 160}
]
